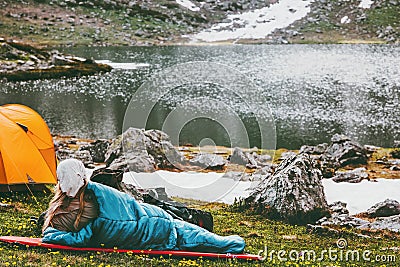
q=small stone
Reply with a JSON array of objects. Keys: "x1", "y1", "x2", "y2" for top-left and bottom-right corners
[
  {"x1": 358, "y1": 214, "x2": 400, "y2": 232},
  {"x1": 306, "y1": 224, "x2": 339, "y2": 235},
  {"x1": 189, "y1": 153, "x2": 225, "y2": 170},
  {"x1": 331, "y1": 167, "x2": 369, "y2": 183},
  {"x1": 366, "y1": 199, "x2": 400, "y2": 218},
  {"x1": 331, "y1": 134, "x2": 351, "y2": 143},
  {"x1": 0, "y1": 203, "x2": 14, "y2": 211},
  {"x1": 57, "y1": 149, "x2": 93, "y2": 167}
]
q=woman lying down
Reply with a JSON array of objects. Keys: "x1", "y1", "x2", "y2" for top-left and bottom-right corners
[{"x1": 42, "y1": 159, "x2": 245, "y2": 253}]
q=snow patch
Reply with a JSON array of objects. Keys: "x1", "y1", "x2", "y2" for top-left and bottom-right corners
[
  {"x1": 358, "y1": 0, "x2": 374, "y2": 9},
  {"x1": 123, "y1": 171, "x2": 254, "y2": 203},
  {"x1": 95, "y1": 60, "x2": 150, "y2": 70},
  {"x1": 123, "y1": 171, "x2": 400, "y2": 216},
  {"x1": 322, "y1": 179, "x2": 400, "y2": 215},
  {"x1": 340, "y1": 15, "x2": 351, "y2": 24},
  {"x1": 176, "y1": 0, "x2": 200, "y2": 12},
  {"x1": 191, "y1": 0, "x2": 314, "y2": 42}
]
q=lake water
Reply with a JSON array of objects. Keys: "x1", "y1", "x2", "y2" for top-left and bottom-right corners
[{"x1": 1, "y1": 44, "x2": 399, "y2": 149}]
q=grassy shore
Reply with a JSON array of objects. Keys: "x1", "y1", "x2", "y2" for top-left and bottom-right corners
[{"x1": 0, "y1": 190, "x2": 399, "y2": 266}]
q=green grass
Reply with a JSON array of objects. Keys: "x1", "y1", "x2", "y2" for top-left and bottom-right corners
[
  {"x1": 0, "y1": 0, "x2": 188, "y2": 46},
  {"x1": 300, "y1": 21, "x2": 339, "y2": 33},
  {"x1": 0, "y1": 191, "x2": 399, "y2": 266},
  {"x1": 364, "y1": 4, "x2": 400, "y2": 29}
]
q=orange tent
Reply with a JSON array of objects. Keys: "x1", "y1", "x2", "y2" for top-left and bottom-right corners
[{"x1": 0, "y1": 104, "x2": 57, "y2": 191}]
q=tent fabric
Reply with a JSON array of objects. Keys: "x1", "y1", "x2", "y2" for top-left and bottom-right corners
[{"x1": 0, "y1": 104, "x2": 56, "y2": 186}]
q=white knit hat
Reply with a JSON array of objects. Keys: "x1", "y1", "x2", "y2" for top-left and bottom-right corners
[{"x1": 57, "y1": 158, "x2": 86, "y2": 197}]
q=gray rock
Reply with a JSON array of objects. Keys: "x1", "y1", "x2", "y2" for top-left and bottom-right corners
[
  {"x1": 306, "y1": 224, "x2": 339, "y2": 235},
  {"x1": 319, "y1": 134, "x2": 368, "y2": 177},
  {"x1": 242, "y1": 153, "x2": 329, "y2": 225},
  {"x1": 222, "y1": 171, "x2": 250, "y2": 181},
  {"x1": 252, "y1": 152, "x2": 272, "y2": 165},
  {"x1": 364, "y1": 144, "x2": 381, "y2": 154},
  {"x1": 105, "y1": 128, "x2": 156, "y2": 172},
  {"x1": 189, "y1": 153, "x2": 225, "y2": 170},
  {"x1": 221, "y1": 18, "x2": 232, "y2": 23},
  {"x1": 391, "y1": 147, "x2": 400, "y2": 159},
  {"x1": 51, "y1": 55, "x2": 74, "y2": 66},
  {"x1": 119, "y1": 183, "x2": 155, "y2": 202},
  {"x1": 57, "y1": 148, "x2": 93, "y2": 167},
  {"x1": 366, "y1": 199, "x2": 400, "y2": 218},
  {"x1": 80, "y1": 139, "x2": 110, "y2": 163},
  {"x1": 279, "y1": 151, "x2": 297, "y2": 160},
  {"x1": 300, "y1": 143, "x2": 328, "y2": 155},
  {"x1": 229, "y1": 147, "x2": 257, "y2": 168},
  {"x1": 394, "y1": 140, "x2": 400, "y2": 149},
  {"x1": 331, "y1": 167, "x2": 369, "y2": 183},
  {"x1": 316, "y1": 201, "x2": 369, "y2": 228},
  {"x1": 250, "y1": 164, "x2": 275, "y2": 181},
  {"x1": 358, "y1": 214, "x2": 400, "y2": 232},
  {"x1": 134, "y1": 29, "x2": 146, "y2": 36},
  {"x1": 108, "y1": 154, "x2": 155, "y2": 172},
  {"x1": 319, "y1": 215, "x2": 369, "y2": 228},
  {"x1": 331, "y1": 134, "x2": 351, "y2": 143},
  {"x1": 390, "y1": 165, "x2": 400, "y2": 171},
  {"x1": 0, "y1": 203, "x2": 14, "y2": 211},
  {"x1": 229, "y1": 147, "x2": 248, "y2": 165},
  {"x1": 150, "y1": 187, "x2": 173, "y2": 202},
  {"x1": 329, "y1": 201, "x2": 349, "y2": 215},
  {"x1": 144, "y1": 129, "x2": 187, "y2": 169}
]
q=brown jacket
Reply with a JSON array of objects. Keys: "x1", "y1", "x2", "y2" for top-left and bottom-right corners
[{"x1": 50, "y1": 189, "x2": 99, "y2": 232}]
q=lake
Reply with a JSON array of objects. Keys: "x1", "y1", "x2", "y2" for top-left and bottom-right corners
[{"x1": 1, "y1": 44, "x2": 399, "y2": 149}]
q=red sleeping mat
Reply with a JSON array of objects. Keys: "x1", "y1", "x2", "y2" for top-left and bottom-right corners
[{"x1": 0, "y1": 236, "x2": 263, "y2": 261}]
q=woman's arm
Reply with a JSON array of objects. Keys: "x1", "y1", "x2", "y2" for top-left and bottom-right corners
[{"x1": 42, "y1": 223, "x2": 94, "y2": 247}]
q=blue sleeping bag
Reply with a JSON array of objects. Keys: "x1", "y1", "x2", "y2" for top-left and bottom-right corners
[{"x1": 43, "y1": 181, "x2": 245, "y2": 253}]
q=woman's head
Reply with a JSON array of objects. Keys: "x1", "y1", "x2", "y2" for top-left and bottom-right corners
[
  {"x1": 42, "y1": 159, "x2": 88, "y2": 232},
  {"x1": 57, "y1": 158, "x2": 86, "y2": 198}
]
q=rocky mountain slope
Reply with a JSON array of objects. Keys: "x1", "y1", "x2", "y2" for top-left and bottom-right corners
[
  {"x1": 0, "y1": 0, "x2": 271, "y2": 46},
  {"x1": 0, "y1": 0, "x2": 398, "y2": 46},
  {"x1": 270, "y1": 0, "x2": 400, "y2": 44}
]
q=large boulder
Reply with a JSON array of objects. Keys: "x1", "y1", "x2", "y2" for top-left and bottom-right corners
[
  {"x1": 144, "y1": 129, "x2": 187, "y2": 169},
  {"x1": 240, "y1": 153, "x2": 329, "y2": 225},
  {"x1": 366, "y1": 199, "x2": 400, "y2": 218},
  {"x1": 104, "y1": 128, "x2": 187, "y2": 172},
  {"x1": 104, "y1": 128, "x2": 156, "y2": 172},
  {"x1": 302, "y1": 134, "x2": 368, "y2": 177},
  {"x1": 323, "y1": 134, "x2": 368, "y2": 168}
]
